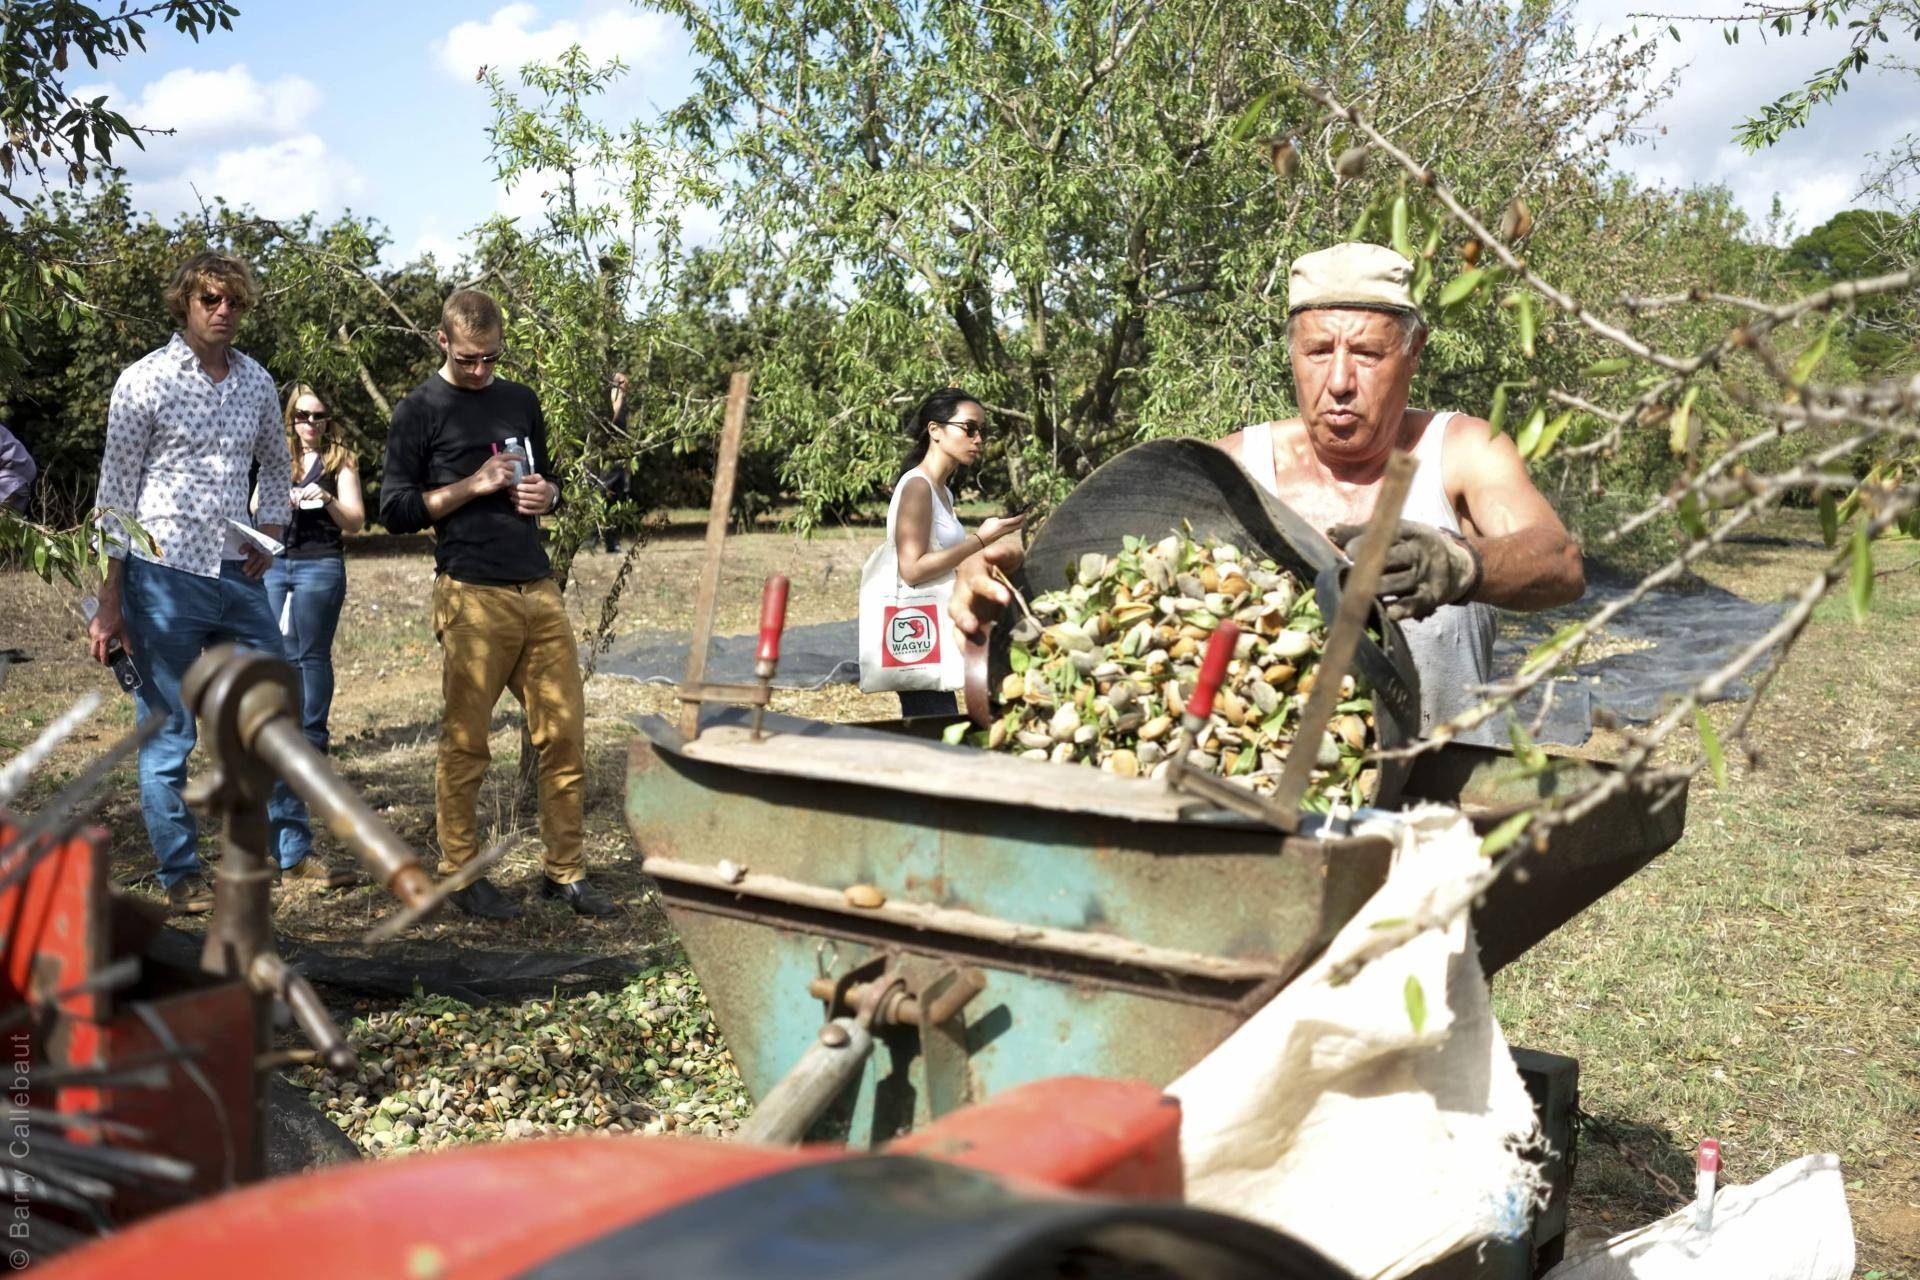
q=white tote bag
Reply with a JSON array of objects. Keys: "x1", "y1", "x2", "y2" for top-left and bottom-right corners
[{"x1": 858, "y1": 538, "x2": 964, "y2": 693}]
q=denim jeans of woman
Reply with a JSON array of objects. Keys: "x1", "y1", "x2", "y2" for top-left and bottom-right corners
[{"x1": 264, "y1": 553, "x2": 346, "y2": 754}]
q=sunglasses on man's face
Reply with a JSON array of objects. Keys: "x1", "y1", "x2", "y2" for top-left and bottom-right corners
[
  {"x1": 451, "y1": 349, "x2": 506, "y2": 369},
  {"x1": 196, "y1": 291, "x2": 249, "y2": 314},
  {"x1": 292, "y1": 410, "x2": 331, "y2": 424},
  {"x1": 937, "y1": 419, "x2": 988, "y2": 439}
]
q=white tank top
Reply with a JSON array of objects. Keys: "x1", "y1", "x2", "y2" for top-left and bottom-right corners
[
  {"x1": 1235, "y1": 414, "x2": 1499, "y2": 742},
  {"x1": 886, "y1": 467, "x2": 968, "y2": 561}
]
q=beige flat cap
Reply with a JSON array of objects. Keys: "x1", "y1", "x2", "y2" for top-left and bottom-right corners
[{"x1": 1288, "y1": 242, "x2": 1418, "y2": 316}]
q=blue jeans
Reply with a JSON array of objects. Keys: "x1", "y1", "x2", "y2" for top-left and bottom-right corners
[
  {"x1": 123, "y1": 557, "x2": 315, "y2": 883},
  {"x1": 264, "y1": 554, "x2": 346, "y2": 754}
]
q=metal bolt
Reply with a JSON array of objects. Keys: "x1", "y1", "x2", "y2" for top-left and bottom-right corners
[{"x1": 817, "y1": 1022, "x2": 850, "y2": 1048}]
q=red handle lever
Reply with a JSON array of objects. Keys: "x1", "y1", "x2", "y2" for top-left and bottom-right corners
[
  {"x1": 1186, "y1": 621, "x2": 1239, "y2": 722},
  {"x1": 757, "y1": 574, "x2": 791, "y2": 666}
]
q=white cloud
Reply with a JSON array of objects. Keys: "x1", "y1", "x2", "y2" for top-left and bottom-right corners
[
  {"x1": 394, "y1": 227, "x2": 472, "y2": 270},
  {"x1": 149, "y1": 134, "x2": 366, "y2": 221},
  {"x1": 1577, "y1": 0, "x2": 1917, "y2": 235},
  {"x1": 69, "y1": 62, "x2": 371, "y2": 223},
  {"x1": 433, "y1": 3, "x2": 681, "y2": 83},
  {"x1": 100, "y1": 64, "x2": 321, "y2": 149},
  {"x1": 677, "y1": 198, "x2": 724, "y2": 246}
]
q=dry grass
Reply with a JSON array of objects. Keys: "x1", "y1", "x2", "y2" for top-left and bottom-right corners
[
  {"x1": 1495, "y1": 516, "x2": 1920, "y2": 1272},
  {"x1": 2, "y1": 511, "x2": 1916, "y2": 1269}
]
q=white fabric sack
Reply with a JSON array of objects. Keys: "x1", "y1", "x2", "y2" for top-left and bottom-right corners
[
  {"x1": 1544, "y1": 1154, "x2": 1853, "y2": 1280},
  {"x1": 1170, "y1": 806, "x2": 1547, "y2": 1280},
  {"x1": 858, "y1": 538, "x2": 963, "y2": 693}
]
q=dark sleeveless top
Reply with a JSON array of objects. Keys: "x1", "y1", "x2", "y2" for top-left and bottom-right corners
[{"x1": 286, "y1": 454, "x2": 345, "y2": 559}]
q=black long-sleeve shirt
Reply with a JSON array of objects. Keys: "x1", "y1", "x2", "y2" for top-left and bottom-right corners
[{"x1": 380, "y1": 374, "x2": 559, "y2": 586}]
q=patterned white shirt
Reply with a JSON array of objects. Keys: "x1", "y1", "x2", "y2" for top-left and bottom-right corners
[{"x1": 96, "y1": 333, "x2": 292, "y2": 579}]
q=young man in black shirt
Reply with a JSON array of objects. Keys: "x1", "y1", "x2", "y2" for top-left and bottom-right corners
[{"x1": 380, "y1": 289, "x2": 618, "y2": 919}]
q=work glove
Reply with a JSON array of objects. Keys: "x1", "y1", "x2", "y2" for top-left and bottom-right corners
[{"x1": 1326, "y1": 519, "x2": 1482, "y2": 622}]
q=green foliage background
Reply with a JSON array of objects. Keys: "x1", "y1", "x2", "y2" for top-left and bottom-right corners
[{"x1": 0, "y1": 0, "x2": 1913, "y2": 580}]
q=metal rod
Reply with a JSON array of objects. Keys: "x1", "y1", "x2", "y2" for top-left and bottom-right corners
[
  {"x1": 679, "y1": 370, "x2": 753, "y2": 741},
  {"x1": 752, "y1": 573, "x2": 789, "y2": 741},
  {"x1": 735, "y1": 1017, "x2": 874, "y2": 1145},
  {"x1": 641, "y1": 854, "x2": 1284, "y2": 982},
  {"x1": 0, "y1": 956, "x2": 141, "y2": 1032},
  {"x1": 249, "y1": 952, "x2": 356, "y2": 1074},
  {"x1": 250, "y1": 717, "x2": 434, "y2": 907},
  {"x1": 803, "y1": 966, "x2": 987, "y2": 1027},
  {"x1": 0, "y1": 691, "x2": 101, "y2": 808},
  {"x1": 1270, "y1": 450, "x2": 1417, "y2": 823},
  {"x1": 0, "y1": 714, "x2": 163, "y2": 894},
  {"x1": 200, "y1": 798, "x2": 272, "y2": 981},
  {"x1": 360, "y1": 837, "x2": 511, "y2": 944},
  {"x1": 1165, "y1": 622, "x2": 1301, "y2": 830}
]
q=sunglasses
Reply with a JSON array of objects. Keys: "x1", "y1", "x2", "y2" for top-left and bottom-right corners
[
  {"x1": 450, "y1": 349, "x2": 506, "y2": 369},
  {"x1": 196, "y1": 291, "x2": 249, "y2": 313},
  {"x1": 936, "y1": 419, "x2": 987, "y2": 439},
  {"x1": 292, "y1": 410, "x2": 331, "y2": 424}
]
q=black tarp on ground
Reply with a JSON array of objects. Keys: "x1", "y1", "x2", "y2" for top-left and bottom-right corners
[
  {"x1": 147, "y1": 926, "x2": 660, "y2": 1005},
  {"x1": 591, "y1": 618, "x2": 859, "y2": 690},
  {"x1": 1494, "y1": 565, "x2": 1785, "y2": 743},
  {"x1": 595, "y1": 564, "x2": 1785, "y2": 746},
  {"x1": 266, "y1": 1074, "x2": 361, "y2": 1172}
]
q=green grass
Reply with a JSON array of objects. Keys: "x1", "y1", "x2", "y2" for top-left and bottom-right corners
[
  {"x1": 3, "y1": 512, "x2": 1916, "y2": 1270},
  {"x1": 1495, "y1": 522, "x2": 1920, "y2": 1268}
]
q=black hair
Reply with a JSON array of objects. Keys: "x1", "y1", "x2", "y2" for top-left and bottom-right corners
[{"x1": 900, "y1": 386, "x2": 981, "y2": 479}]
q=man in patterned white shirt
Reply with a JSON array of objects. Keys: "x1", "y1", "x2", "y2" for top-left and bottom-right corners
[{"x1": 86, "y1": 251, "x2": 318, "y2": 913}]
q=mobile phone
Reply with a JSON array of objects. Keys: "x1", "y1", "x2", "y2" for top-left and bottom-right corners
[{"x1": 78, "y1": 595, "x2": 142, "y2": 694}]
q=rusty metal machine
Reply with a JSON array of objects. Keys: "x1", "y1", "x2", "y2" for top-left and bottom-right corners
[
  {"x1": 619, "y1": 424, "x2": 1688, "y2": 1276},
  {"x1": 4, "y1": 386, "x2": 1689, "y2": 1279},
  {"x1": 0, "y1": 643, "x2": 485, "y2": 1261}
]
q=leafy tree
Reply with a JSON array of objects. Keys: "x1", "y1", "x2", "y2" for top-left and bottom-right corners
[
  {"x1": 0, "y1": 0, "x2": 240, "y2": 587},
  {"x1": 1783, "y1": 209, "x2": 1912, "y2": 372},
  {"x1": 1700, "y1": 0, "x2": 1920, "y2": 153},
  {"x1": 0, "y1": 179, "x2": 459, "y2": 527},
  {"x1": 470, "y1": 46, "x2": 716, "y2": 579},
  {"x1": 655, "y1": 0, "x2": 1728, "y2": 525},
  {"x1": 0, "y1": 0, "x2": 239, "y2": 389}
]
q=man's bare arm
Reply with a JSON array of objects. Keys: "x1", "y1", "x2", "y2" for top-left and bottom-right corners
[
  {"x1": 1445, "y1": 415, "x2": 1585, "y2": 611},
  {"x1": 88, "y1": 558, "x2": 129, "y2": 664}
]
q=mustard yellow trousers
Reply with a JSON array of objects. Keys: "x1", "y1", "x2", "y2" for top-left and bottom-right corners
[{"x1": 431, "y1": 575, "x2": 586, "y2": 883}]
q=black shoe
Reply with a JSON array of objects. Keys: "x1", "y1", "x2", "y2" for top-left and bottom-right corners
[
  {"x1": 539, "y1": 876, "x2": 621, "y2": 918},
  {"x1": 448, "y1": 876, "x2": 522, "y2": 921}
]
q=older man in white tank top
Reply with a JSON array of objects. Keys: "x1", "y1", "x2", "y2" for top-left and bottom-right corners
[
  {"x1": 1216, "y1": 242, "x2": 1584, "y2": 739},
  {"x1": 949, "y1": 243, "x2": 1584, "y2": 743}
]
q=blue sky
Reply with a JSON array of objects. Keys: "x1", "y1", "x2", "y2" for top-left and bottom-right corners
[
  {"x1": 68, "y1": 0, "x2": 1917, "y2": 262},
  {"x1": 73, "y1": 2, "x2": 700, "y2": 265}
]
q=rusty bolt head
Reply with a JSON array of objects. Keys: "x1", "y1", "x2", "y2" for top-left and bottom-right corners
[{"x1": 818, "y1": 1022, "x2": 851, "y2": 1048}]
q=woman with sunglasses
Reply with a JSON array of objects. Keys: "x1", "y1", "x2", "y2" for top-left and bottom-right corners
[
  {"x1": 879, "y1": 387, "x2": 1026, "y2": 717},
  {"x1": 264, "y1": 386, "x2": 364, "y2": 771}
]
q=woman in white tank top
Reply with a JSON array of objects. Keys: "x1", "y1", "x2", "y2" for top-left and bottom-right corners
[{"x1": 884, "y1": 388, "x2": 1027, "y2": 717}]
